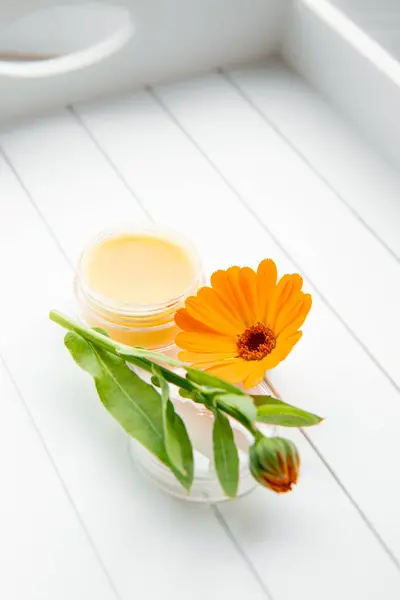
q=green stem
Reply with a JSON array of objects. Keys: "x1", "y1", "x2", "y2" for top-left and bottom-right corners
[
  {"x1": 49, "y1": 311, "x2": 196, "y2": 393},
  {"x1": 215, "y1": 400, "x2": 259, "y2": 437},
  {"x1": 49, "y1": 310, "x2": 258, "y2": 438},
  {"x1": 121, "y1": 354, "x2": 194, "y2": 393},
  {"x1": 119, "y1": 347, "x2": 183, "y2": 368},
  {"x1": 50, "y1": 310, "x2": 120, "y2": 353}
]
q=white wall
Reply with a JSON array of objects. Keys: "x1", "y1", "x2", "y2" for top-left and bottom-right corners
[
  {"x1": 332, "y1": 0, "x2": 400, "y2": 60},
  {"x1": 0, "y1": 0, "x2": 289, "y2": 122},
  {"x1": 283, "y1": 0, "x2": 400, "y2": 171}
]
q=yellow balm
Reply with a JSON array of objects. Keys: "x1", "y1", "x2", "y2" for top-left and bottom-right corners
[
  {"x1": 75, "y1": 229, "x2": 203, "y2": 349},
  {"x1": 83, "y1": 234, "x2": 195, "y2": 305}
]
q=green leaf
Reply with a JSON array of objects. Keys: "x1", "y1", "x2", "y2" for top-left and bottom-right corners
[
  {"x1": 252, "y1": 394, "x2": 287, "y2": 408},
  {"x1": 167, "y1": 416, "x2": 194, "y2": 491},
  {"x1": 151, "y1": 375, "x2": 161, "y2": 388},
  {"x1": 186, "y1": 368, "x2": 247, "y2": 395},
  {"x1": 216, "y1": 393, "x2": 257, "y2": 424},
  {"x1": 118, "y1": 346, "x2": 181, "y2": 368},
  {"x1": 65, "y1": 331, "x2": 101, "y2": 378},
  {"x1": 179, "y1": 389, "x2": 195, "y2": 400},
  {"x1": 65, "y1": 331, "x2": 168, "y2": 465},
  {"x1": 212, "y1": 410, "x2": 239, "y2": 498},
  {"x1": 152, "y1": 366, "x2": 194, "y2": 490},
  {"x1": 256, "y1": 402, "x2": 323, "y2": 427},
  {"x1": 92, "y1": 327, "x2": 111, "y2": 337}
]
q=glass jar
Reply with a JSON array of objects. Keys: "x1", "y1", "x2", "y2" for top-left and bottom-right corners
[
  {"x1": 74, "y1": 226, "x2": 204, "y2": 352},
  {"x1": 130, "y1": 380, "x2": 274, "y2": 503},
  {"x1": 75, "y1": 226, "x2": 264, "y2": 503}
]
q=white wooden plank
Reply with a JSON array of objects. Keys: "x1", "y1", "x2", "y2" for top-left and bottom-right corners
[
  {"x1": 0, "y1": 342, "x2": 116, "y2": 600},
  {"x1": 1, "y1": 110, "x2": 146, "y2": 265},
  {"x1": 227, "y1": 59, "x2": 400, "y2": 261},
  {"x1": 0, "y1": 353, "x2": 117, "y2": 599},
  {"x1": 153, "y1": 73, "x2": 400, "y2": 389},
  {"x1": 283, "y1": 0, "x2": 400, "y2": 173},
  {"x1": 1, "y1": 106, "x2": 282, "y2": 273},
  {"x1": 0, "y1": 151, "x2": 268, "y2": 600},
  {"x1": 221, "y1": 428, "x2": 400, "y2": 600},
  {"x1": 45, "y1": 91, "x2": 400, "y2": 596},
  {"x1": 332, "y1": 0, "x2": 400, "y2": 61}
]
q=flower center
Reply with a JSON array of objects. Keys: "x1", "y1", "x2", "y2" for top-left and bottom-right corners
[{"x1": 237, "y1": 323, "x2": 277, "y2": 361}]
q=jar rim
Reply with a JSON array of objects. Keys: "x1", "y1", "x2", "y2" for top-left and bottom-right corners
[{"x1": 76, "y1": 225, "x2": 204, "y2": 318}]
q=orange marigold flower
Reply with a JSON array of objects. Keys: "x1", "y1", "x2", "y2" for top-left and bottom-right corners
[{"x1": 174, "y1": 260, "x2": 312, "y2": 388}]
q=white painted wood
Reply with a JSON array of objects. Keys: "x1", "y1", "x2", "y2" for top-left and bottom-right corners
[
  {"x1": 0, "y1": 4, "x2": 132, "y2": 56},
  {"x1": 0, "y1": 4, "x2": 134, "y2": 78},
  {"x1": 1, "y1": 110, "x2": 146, "y2": 264},
  {"x1": 0, "y1": 361, "x2": 117, "y2": 600},
  {"x1": 283, "y1": 0, "x2": 400, "y2": 171},
  {"x1": 0, "y1": 0, "x2": 287, "y2": 121},
  {"x1": 221, "y1": 428, "x2": 400, "y2": 600},
  {"x1": 6, "y1": 89, "x2": 397, "y2": 594},
  {"x1": 227, "y1": 59, "x2": 400, "y2": 262},
  {"x1": 152, "y1": 72, "x2": 400, "y2": 390},
  {"x1": 332, "y1": 0, "x2": 400, "y2": 60},
  {"x1": 0, "y1": 153, "x2": 268, "y2": 600}
]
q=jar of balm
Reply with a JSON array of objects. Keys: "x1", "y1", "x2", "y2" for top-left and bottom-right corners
[
  {"x1": 75, "y1": 226, "x2": 261, "y2": 503},
  {"x1": 75, "y1": 227, "x2": 204, "y2": 352}
]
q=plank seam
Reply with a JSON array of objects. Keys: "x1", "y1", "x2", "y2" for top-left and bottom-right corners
[
  {"x1": 1, "y1": 150, "x2": 73, "y2": 269},
  {"x1": 0, "y1": 351, "x2": 123, "y2": 600},
  {"x1": 67, "y1": 105, "x2": 155, "y2": 223},
  {"x1": 265, "y1": 376, "x2": 400, "y2": 572},
  {"x1": 211, "y1": 505, "x2": 275, "y2": 600},
  {"x1": 1, "y1": 148, "x2": 125, "y2": 599},
  {"x1": 220, "y1": 67, "x2": 400, "y2": 265}
]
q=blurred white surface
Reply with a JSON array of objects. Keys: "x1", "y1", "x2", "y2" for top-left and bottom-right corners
[
  {"x1": 0, "y1": 4, "x2": 134, "y2": 77},
  {"x1": 332, "y1": 0, "x2": 400, "y2": 59},
  {"x1": 0, "y1": 0, "x2": 288, "y2": 119}
]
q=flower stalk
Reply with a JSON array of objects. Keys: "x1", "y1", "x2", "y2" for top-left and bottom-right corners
[
  {"x1": 50, "y1": 310, "x2": 258, "y2": 434},
  {"x1": 50, "y1": 310, "x2": 322, "y2": 497}
]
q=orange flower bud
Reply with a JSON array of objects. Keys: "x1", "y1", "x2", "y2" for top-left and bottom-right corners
[{"x1": 249, "y1": 436, "x2": 300, "y2": 493}]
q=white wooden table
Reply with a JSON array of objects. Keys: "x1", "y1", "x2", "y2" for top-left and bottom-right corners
[{"x1": 1, "y1": 59, "x2": 400, "y2": 600}]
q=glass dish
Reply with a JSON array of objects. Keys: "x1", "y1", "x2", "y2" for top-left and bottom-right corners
[{"x1": 130, "y1": 377, "x2": 275, "y2": 503}]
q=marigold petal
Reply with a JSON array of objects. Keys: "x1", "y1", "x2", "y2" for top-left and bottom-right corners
[
  {"x1": 257, "y1": 259, "x2": 278, "y2": 323},
  {"x1": 242, "y1": 361, "x2": 267, "y2": 389},
  {"x1": 278, "y1": 295, "x2": 312, "y2": 340},
  {"x1": 176, "y1": 331, "x2": 237, "y2": 353},
  {"x1": 274, "y1": 274, "x2": 304, "y2": 334},
  {"x1": 191, "y1": 358, "x2": 236, "y2": 371},
  {"x1": 226, "y1": 266, "x2": 254, "y2": 327},
  {"x1": 205, "y1": 358, "x2": 253, "y2": 384},
  {"x1": 179, "y1": 351, "x2": 237, "y2": 363},
  {"x1": 196, "y1": 287, "x2": 245, "y2": 330},
  {"x1": 261, "y1": 331, "x2": 303, "y2": 370},
  {"x1": 239, "y1": 267, "x2": 259, "y2": 323},
  {"x1": 278, "y1": 331, "x2": 302, "y2": 358},
  {"x1": 185, "y1": 296, "x2": 240, "y2": 336},
  {"x1": 175, "y1": 308, "x2": 217, "y2": 334},
  {"x1": 267, "y1": 274, "x2": 299, "y2": 331},
  {"x1": 210, "y1": 270, "x2": 246, "y2": 324},
  {"x1": 274, "y1": 296, "x2": 304, "y2": 336}
]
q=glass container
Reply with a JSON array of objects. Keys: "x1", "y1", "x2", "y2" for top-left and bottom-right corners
[{"x1": 75, "y1": 226, "x2": 267, "y2": 502}]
